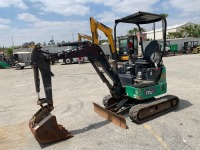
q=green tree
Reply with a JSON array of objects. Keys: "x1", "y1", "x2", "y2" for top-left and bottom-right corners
[
  {"x1": 167, "y1": 32, "x2": 174, "y2": 39},
  {"x1": 180, "y1": 24, "x2": 200, "y2": 38},
  {"x1": 160, "y1": 13, "x2": 168, "y2": 18},
  {"x1": 191, "y1": 24, "x2": 200, "y2": 38},
  {"x1": 6, "y1": 48, "x2": 13, "y2": 56},
  {"x1": 167, "y1": 31, "x2": 184, "y2": 39},
  {"x1": 127, "y1": 29, "x2": 134, "y2": 35},
  {"x1": 140, "y1": 27, "x2": 146, "y2": 32},
  {"x1": 132, "y1": 27, "x2": 139, "y2": 34},
  {"x1": 181, "y1": 24, "x2": 193, "y2": 37},
  {"x1": 127, "y1": 27, "x2": 145, "y2": 35}
]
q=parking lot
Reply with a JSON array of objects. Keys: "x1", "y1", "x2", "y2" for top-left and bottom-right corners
[{"x1": 0, "y1": 54, "x2": 200, "y2": 150}]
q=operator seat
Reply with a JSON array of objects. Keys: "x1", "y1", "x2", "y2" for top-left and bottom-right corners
[
  {"x1": 135, "y1": 40, "x2": 161, "y2": 65},
  {"x1": 133, "y1": 40, "x2": 162, "y2": 88},
  {"x1": 118, "y1": 40, "x2": 162, "y2": 86}
]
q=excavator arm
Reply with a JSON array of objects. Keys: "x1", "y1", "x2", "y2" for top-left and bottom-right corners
[
  {"x1": 29, "y1": 42, "x2": 123, "y2": 143},
  {"x1": 90, "y1": 17, "x2": 116, "y2": 57},
  {"x1": 78, "y1": 33, "x2": 92, "y2": 42}
]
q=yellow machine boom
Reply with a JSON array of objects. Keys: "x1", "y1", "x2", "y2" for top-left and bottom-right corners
[
  {"x1": 78, "y1": 33, "x2": 92, "y2": 42},
  {"x1": 90, "y1": 17, "x2": 116, "y2": 57}
]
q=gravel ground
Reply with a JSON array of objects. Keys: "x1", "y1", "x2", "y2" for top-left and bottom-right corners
[{"x1": 0, "y1": 54, "x2": 200, "y2": 150}]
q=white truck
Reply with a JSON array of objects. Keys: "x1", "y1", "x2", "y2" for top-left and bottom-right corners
[{"x1": 13, "y1": 52, "x2": 32, "y2": 69}]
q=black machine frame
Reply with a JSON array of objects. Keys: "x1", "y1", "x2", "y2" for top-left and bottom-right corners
[{"x1": 113, "y1": 11, "x2": 167, "y2": 71}]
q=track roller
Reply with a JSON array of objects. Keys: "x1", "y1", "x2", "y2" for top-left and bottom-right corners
[{"x1": 129, "y1": 95, "x2": 179, "y2": 124}]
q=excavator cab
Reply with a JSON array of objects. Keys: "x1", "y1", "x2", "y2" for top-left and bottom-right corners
[{"x1": 118, "y1": 35, "x2": 138, "y2": 61}]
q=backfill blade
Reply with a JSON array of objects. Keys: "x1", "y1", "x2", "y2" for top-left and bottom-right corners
[{"x1": 93, "y1": 102, "x2": 127, "y2": 129}]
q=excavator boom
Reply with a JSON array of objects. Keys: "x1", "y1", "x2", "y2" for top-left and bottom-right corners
[
  {"x1": 90, "y1": 17, "x2": 116, "y2": 59},
  {"x1": 78, "y1": 33, "x2": 92, "y2": 42},
  {"x1": 30, "y1": 42, "x2": 125, "y2": 143}
]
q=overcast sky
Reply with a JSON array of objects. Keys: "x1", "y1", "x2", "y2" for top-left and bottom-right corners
[{"x1": 0, "y1": 0, "x2": 200, "y2": 47}]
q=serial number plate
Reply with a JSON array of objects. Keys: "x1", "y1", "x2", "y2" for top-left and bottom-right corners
[{"x1": 144, "y1": 87, "x2": 156, "y2": 96}]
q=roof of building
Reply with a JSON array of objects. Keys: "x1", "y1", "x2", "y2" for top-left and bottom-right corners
[{"x1": 144, "y1": 22, "x2": 193, "y2": 33}]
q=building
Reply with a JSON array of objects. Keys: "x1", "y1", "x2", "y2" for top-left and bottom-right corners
[{"x1": 144, "y1": 22, "x2": 195, "y2": 40}]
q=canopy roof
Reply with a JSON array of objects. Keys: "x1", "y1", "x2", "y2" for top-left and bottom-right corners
[{"x1": 115, "y1": 11, "x2": 164, "y2": 24}]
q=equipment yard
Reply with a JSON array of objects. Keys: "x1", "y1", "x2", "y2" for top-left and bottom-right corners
[{"x1": 0, "y1": 54, "x2": 199, "y2": 150}]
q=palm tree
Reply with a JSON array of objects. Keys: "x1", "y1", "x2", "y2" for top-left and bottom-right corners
[
  {"x1": 167, "y1": 32, "x2": 174, "y2": 39},
  {"x1": 140, "y1": 27, "x2": 146, "y2": 32},
  {"x1": 160, "y1": 13, "x2": 168, "y2": 18},
  {"x1": 175, "y1": 31, "x2": 184, "y2": 38},
  {"x1": 192, "y1": 24, "x2": 200, "y2": 38},
  {"x1": 181, "y1": 24, "x2": 200, "y2": 38},
  {"x1": 127, "y1": 29, "x2": 134, "y2": 35},
  {"x1": 181, "y1": 24, "x2": 194, "y2": 37},
  {"x1": 127, "y1": 27, "x2": 146, "y2": 35},
  {"x1": 133, "y1": 28, "x2": 139, "y2": 34},
  {"x1": 168, "y1": 31, "x2": 184, "y2": 39}
]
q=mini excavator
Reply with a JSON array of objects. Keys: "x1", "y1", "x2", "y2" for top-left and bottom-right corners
[{"x1": 29, "y1": 12, "x2": 179, "y2": 143}]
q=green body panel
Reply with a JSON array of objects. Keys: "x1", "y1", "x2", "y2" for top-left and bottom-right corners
[
  {"x1": 0, "y1": 61, "x2": 10, "y2": 69},
  {"x1": 125, "y1": 66, "x2": 167, "y2": 100},
  {"x1": 170, "y1": 44, "x2": 178, "y2": 52}
]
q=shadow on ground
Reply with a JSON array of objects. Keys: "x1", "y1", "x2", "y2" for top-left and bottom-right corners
[
  {"x1": 174, "y1": 99, "x2": 193, "y2": 112},
  {"x1": 39, "y1": 120, "x2": 110, "y2": 148},
  {"x1": 70, "y1": 120, "x2": 110, "y2": 135},
  {"x1": 39, "y1": 99, "x2": 192, "y2": 148}
]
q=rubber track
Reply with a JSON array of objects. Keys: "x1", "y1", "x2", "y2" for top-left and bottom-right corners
[{"x1": 129, "y1": 95, "x2": 179, "y2": 124}]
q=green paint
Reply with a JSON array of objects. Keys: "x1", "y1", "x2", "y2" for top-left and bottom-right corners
[
  {"x1": 0, "y1": 61, "x2": 10, "y2": 69},
  {"x1": 126, "y1": 66, "x2": 167, "y2": 100}
]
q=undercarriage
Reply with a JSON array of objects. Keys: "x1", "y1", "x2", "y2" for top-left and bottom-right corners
[{"x1": 94, "y1": 94, "x2": 179, "y2": 128}]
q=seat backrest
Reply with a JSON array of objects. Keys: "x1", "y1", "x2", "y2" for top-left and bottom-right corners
[{"x1": 144, "y1": 40, "x2": 161, "y2": 64}]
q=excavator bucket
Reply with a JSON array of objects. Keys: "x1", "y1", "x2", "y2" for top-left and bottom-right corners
[
  {"x1": 29, "y1": 108, "x2": 73, "y2": 143},
  {"x1": 93, "y1": 103, "x2": 127, "y2": 129}
]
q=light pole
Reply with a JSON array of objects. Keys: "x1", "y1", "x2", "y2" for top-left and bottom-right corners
[
  {"x1": 153, "y1": 23, "x2": 155, "y2": 40},
  {"x1": 12, "y1": 36, "x2": 14, "y2": 47},
  {"x1": 72, "y1": 33, "x2": 74, "y2": 42}
]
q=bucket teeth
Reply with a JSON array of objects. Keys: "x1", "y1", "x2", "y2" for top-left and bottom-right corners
[{"x1": 29, "y1": 112, "x2": 73, "y2": 143}]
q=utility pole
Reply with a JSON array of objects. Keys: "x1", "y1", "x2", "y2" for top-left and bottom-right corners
[
  {"x1": 153, "y1": 23, "x2": 155, "y2": 40},
  {"x1": 72, "y1": 33, "x2": 74, "y2": 42},
  {"x1": 12, "y1": 36, "x2": 14, "y2": 47}
]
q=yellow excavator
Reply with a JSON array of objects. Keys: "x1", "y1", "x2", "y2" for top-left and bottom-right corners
[
  {"x1": 78, "y1": 33, "x2": 92, "y2": 42},
  {"x1": 192, "y1": 45, "x2": 200, "y2": 54},
  {"x1": 90, "y1": 17, "x2": 138, "y2": 61},
  {"x1": 90, "y1": 17, "x2": 115, "y2": 58},
  {"x1": 117, "y1": 35, "x2": 139, "y2": 61}
]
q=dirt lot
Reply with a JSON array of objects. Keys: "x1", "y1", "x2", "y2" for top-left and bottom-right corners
[{"x1": 0, "y1": 54, "x2": 200, "y2": 150}]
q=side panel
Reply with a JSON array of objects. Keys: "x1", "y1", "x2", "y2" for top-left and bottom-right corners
[
  {"x1": 126, "y1": 66, "x2": 167, "y2": 100},
  {"x1": 0, "y1": 61, "x2": 10, "y2": 68}
]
